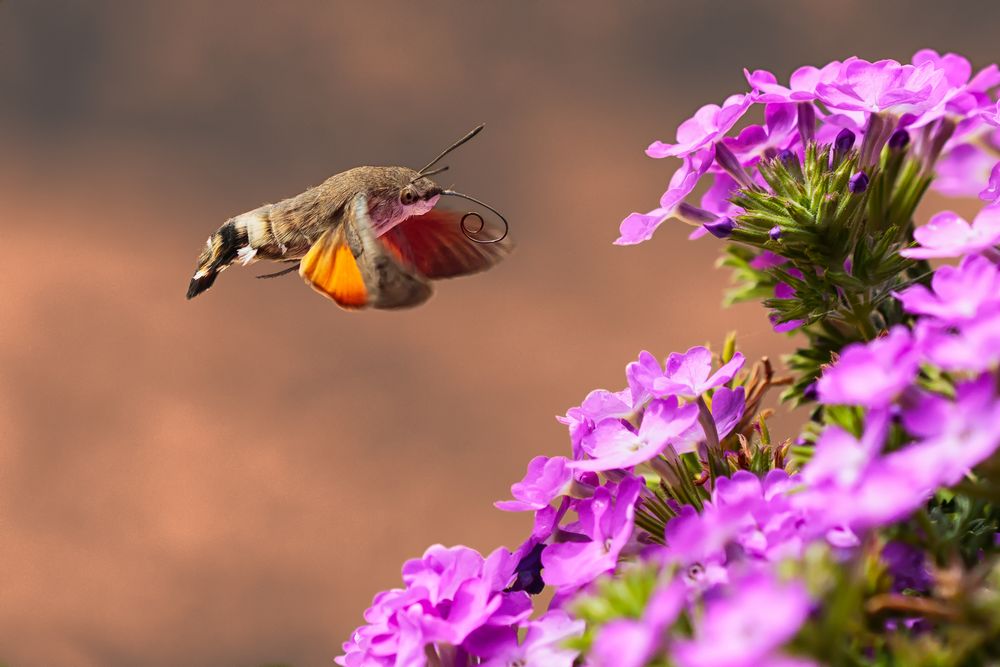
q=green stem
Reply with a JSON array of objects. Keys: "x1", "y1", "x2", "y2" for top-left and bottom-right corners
[{"x1": 844, "y1": 293, "x2": 877, "y2": 341}]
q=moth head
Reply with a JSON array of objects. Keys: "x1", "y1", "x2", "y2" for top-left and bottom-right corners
[
  {"x1": 399, "y1": 174, "x2": 443, "y2": 207},
  {"x1": 404, "y1": 123, "x2": 509, "y2": 244}
]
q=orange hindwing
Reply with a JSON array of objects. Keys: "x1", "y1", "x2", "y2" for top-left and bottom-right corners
[{"x1": 299, "y1": 229, "x2": 368, "y2": 309}]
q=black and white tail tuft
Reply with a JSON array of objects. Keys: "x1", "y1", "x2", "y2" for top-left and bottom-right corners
[{"x1": 186, "y1": 221, "x2": 242, "y2": 299}]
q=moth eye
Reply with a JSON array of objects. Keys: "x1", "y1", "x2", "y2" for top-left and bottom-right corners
[{"x1": 401, "y1": 189, "x2": 417, "y2": 205}]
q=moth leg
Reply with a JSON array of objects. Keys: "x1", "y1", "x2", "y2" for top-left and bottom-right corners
[{"x1": 256, "y1": 262, "x2": 301, "y2": 280}]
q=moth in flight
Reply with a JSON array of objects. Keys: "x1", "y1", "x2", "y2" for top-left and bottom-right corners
[{"x1": 186, "y1": 125, "x2": 511, "y2": 310}]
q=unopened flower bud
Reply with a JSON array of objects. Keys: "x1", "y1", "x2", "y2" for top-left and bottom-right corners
[
  {"x1": 803, "y1": 383, "x2": 818, "y2": 401},
  {"x1": 849, "y1": 171, "x2": 869, "y2": 193},
  {"x1": 889, "y1": 129, "x2": 910, "y2": 150},
  {"x1": 704, "y1": 217, "x2": 736, "y2": 239},
  {"x1": 835, "y1": 128, "x2": 856, "y2": 153},
  {"x1": 830, "y1": 128, "x2": 856, "y2": 167},
  {"x1": 769, "y1": 226, "x2": 782, "y2": 241}
]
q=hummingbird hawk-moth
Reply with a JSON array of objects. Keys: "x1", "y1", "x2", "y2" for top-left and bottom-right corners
[{"x1": 185, "y1": 125, "x2": 512, "y2": 310}]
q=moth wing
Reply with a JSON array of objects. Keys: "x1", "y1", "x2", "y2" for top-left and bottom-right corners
[
  {"x1": 299, "y1": 194, "x2": 434, "y2": 310},
  {"x1": 298, "y1": 226, "x2": 370, "y2": 309},
  {"x1": 382, "y1": 208, "x2": 513, "y2": 280}
]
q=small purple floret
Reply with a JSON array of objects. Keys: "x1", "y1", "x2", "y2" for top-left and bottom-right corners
[{"x1": 816, "y1": 327, "x2": 918, "y2": 407}]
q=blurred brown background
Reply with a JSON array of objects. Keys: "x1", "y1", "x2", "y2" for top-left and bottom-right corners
[{"x1": 1, "y1": 2, "x2": 997, "y2": 665}]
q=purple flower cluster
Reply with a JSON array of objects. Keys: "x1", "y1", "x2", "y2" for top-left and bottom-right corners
[
  {"x1": 340, "y1": 330, "x2": 1000, "y2": 665},
  {"x1": 340, "y1": 50, "x2": 1000, "y2": 667},
  {"x1": 618, "y1": 52, "x2": 1000, "y2": 248},
  {"x1": 805, "y1": 254, "x2": 1000, "y2": 534},
  {"x1": 617, "y1": 53, "x2": 1000, "y2": 341},
  {"x1": 338, "y1": 347, "x2": 754, "y2": 665},
  {"x1": 337, "y1": 545, "x2": 543, "y2": 666},
  {"x1": 661, "y1": 470, "x2": 820, "y2": 589},
  {"x1": 521, "y1": 346, "x2": 748, "y2": 595}
]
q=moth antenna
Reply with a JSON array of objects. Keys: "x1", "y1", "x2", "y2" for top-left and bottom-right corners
[
  {"x1": 412, "y1": 165, "x2": 449, "y2": 182},
  {"x1": 417, "y1": 124, "x2": 485, "y2": 175},
  {"x1": 441, "y1": 189, "x2": 509, "y2": 244}
]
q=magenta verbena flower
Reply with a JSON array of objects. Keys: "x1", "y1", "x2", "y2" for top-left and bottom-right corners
[
  {"x1": 589, "y1": 579, "x2": 686, "y2": 667},
  {"x1": 749, "y1": 250, "x2": 787, "y2": 270},
  {"x1": 982, "y1": 161, "x2": 1000, "y2": 204},
  {"x1": 709, "y1": 386, "x2": 746, "y2": 439},
  {"x1": 646, "y1": 94, "x2": 756, "y2": 159},
  {"x1": 722, "y1": 103, "x2": 800, "y2": 167},
  {"x1": 337, "y1": 545, "x2": 531, "y2": 667},
  {"x1": 616, "y1": 149, "x2": 715, "y2": 245},
  {"x1": 570, "y1": 397, "x2": 700, "y2": 471},
  {"x1": 629, "y1": 346, "x2": 746, "y2": 400},
  {"x1": 621, "y1": 50, "x2": 1000, "y2": 246},
  {"x1": 792, "y1": 412, "x2": 927, "y2": 532},
  {"x1": 672, "y1": 572, "x2": 813, "y2": 667},
  {"x1": 541, "y1": 476, "x2": 642, "y2": 591},
  {"x1": 933, "y1": 144, "x2": 998, "y2": 198},
  {"x1": 745, "y1": 61, "x2": 843, "y2": 103},
  {"x1": 900, "y1": 205, "x2": 1000, "y2": 259},
  {"x1": 896, "y1": 254, "x2": 1000, "y2": 324},
  {"x1": 558, "y1": 387, "x2": 637, "y2": 458},
  {"x1": 897, "y1": 373, "x2": 1000, "y2": 488},
  {"x1": 663, "y1": 470, "x2": 811, "y2": 577},
  {"x1": 477, "y1": 611, "x2": 584, "y2": 667},
  {"x1": 495, "y1": 456, "x2": 573, "y2": 512},
  {"x1": 816, "y1": 327, "x2": 918, "y2": 407},
  {"x1": 917, "y1": 311, "x2": 1000, "y2": 373},
  {"x1": 815, "y1": 58, "x2": 948, "y2": 117},
  {"x1": 801, "y1": 411, "x2": 887, "y2": 491}
]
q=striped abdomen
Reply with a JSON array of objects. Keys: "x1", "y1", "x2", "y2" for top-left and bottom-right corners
[{"x1": 186, "y1": 205, "x2": 314, "y2": 299}]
